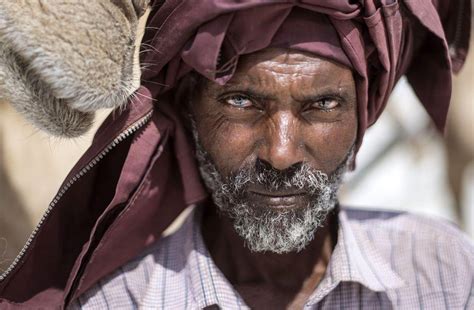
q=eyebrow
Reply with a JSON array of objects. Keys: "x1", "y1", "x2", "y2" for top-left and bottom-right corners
[
  {"x1": 296, "y1": 87, "x2": 355, "y2": 102},
  {"x1": 217, "y1": 85, "x2": 278, "y2": 101},
  {"x1": 217, "y1": 84, "x2": 355, "y2": 103}
]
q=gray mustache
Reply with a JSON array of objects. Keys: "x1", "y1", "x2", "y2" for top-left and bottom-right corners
[{"x1": 228, "y1": 159, "x2": 330, "y2": 195}]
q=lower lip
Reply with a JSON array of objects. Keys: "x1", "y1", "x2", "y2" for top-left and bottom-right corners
[{"x1": 248, "y1": 192, "x2": 308, "y2": 209}]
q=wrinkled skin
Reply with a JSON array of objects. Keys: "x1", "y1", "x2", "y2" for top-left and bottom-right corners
[
  {"x1": 192, "y1": 48, "x2": 358, "y2": 193},
  {"x1": 0, "y1": 0, "x2": 150, "y2": 137},
  {"x1": 191, "y1": 49, "x2": 358, "y2": 309}
]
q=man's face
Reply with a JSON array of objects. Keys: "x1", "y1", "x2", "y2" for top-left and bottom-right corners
[{"x1": 190, "y1": 48, "x2": 358, "y2": 253}]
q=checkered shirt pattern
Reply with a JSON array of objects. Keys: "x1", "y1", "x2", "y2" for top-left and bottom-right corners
[{"x1": 69, "y1": 206, "x2": 474, "y2": 309}]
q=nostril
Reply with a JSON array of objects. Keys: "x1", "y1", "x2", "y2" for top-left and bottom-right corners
[
  {"x1": 255, "y1": 158, "x2": 304, "y2": 181},
  {"x1": 116, "y1": 0, "x2": 150, "y2": 20},
  {"x1": 255, "y1": 158, "x2": 274, "y2": 172},
  {"x1": 256, "y1": 158, "x2": 302, "y2": 173},
  {"x1": 131, "y1": 0, "x2": 150, "y2": 18}
]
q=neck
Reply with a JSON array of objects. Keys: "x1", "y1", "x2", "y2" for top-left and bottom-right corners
[{"x1": 201, "y1": 201, "x2": 338, "y2": 293}]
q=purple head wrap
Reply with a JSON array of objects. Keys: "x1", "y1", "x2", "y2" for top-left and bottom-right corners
[{"x1": 141, "y1": 0, "x2": 470, "y2": 151}]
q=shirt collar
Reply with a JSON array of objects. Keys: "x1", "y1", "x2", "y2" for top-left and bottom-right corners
[
  {"x1": 184, "y1": 205, "x2": 406, "y2": 309},
  {"x1": 330, "y1": 208, "x2": 406, "y2": 290},
  {"x1": 306, "y1": 208, "x2": 406, "y2": 305}
]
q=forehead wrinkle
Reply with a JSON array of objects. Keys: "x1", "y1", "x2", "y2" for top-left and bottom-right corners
[
  {"x1": 217, "y1": 50, "x2": 355, "y2": 100},
  {"x1": 220, "y1": 74, "x2": 266, "y2": 93},
  {"x1": 244, "y1": 60, "x2": 351, "y2": 87},
  {"x1": 225, "y1": 67, "x2": 281, "y2": 93},
  {"x1": 255, "y1": 62, "x2": 320, "y2": 77}
]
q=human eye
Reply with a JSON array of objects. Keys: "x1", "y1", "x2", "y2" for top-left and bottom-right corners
[
  {"x1": 301, "y1": 95, "x2": 348, "y2": 122},
  {"x1": 222, "y1": 95, "x2": 253, "y2": 108},
  {"x1": 312, "y1": 98, "x2": 340, "y2": 111}
]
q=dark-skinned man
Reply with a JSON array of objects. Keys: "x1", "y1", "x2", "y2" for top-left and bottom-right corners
[{"x1": 1, "y1": 1, "x2": 472, "y2": 309}]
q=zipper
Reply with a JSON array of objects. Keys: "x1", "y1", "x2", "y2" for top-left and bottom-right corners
[
  {"x1": 0, "y1": 109, "x2": 154, "y2": 283},
  {"x1": 449, "y1": 0, "x2": 465, "y2": 58}
]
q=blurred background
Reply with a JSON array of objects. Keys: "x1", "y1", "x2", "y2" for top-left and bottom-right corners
[
  {"x1": 340, "y1": 38, "x2": 474, "y2": 237},
  {"x1": 0, "y1": 31, "x2": 473, "y2": 272}
]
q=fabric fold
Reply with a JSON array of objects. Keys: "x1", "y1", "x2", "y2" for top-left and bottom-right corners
[{"x1": 141, "y1": 0, "x2": 471, "y2": 152}]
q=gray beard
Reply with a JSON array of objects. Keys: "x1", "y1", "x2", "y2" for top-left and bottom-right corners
[{"x1": 192, "y1": 128, "x2": 353, "y2": 254}]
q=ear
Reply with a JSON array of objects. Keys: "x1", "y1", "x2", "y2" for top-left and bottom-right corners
[{"x1": 0, "y1": 0, "x2": 151, "y2": 138}]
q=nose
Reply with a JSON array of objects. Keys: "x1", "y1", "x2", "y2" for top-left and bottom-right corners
[{"x1": 258, "y1": 111, "x2": 305, "y2": 171}]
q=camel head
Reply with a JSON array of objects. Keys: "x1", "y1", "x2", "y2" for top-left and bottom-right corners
[{"x1": 0, "y1": 0, "x2": 151, "y2": 137}]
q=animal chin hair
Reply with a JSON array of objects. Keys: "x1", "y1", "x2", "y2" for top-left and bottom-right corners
[
  {"x1": 0, "y1": 0, "x2": 145, "y2": 137},
  {"x1": 0, "y1": 43, "x2": 94, "y2": 138}
]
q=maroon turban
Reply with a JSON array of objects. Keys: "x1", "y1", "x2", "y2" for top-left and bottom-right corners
[
  {"x1": 1, "y1": 2, "x2": 471, "y2": 305},
  {"x1": 141, "y1": 0, "x2": 470, "y2": 151}
]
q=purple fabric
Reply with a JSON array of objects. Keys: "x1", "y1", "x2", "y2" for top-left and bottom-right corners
[
  {"x1": 0, "y1": 1, "x2": 471, "y2": 308},
  {"x1": 141, "y1": 0, "x2": 471, "y2": 150}
]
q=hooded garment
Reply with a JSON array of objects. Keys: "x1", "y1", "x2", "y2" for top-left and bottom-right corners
[{"x1": 0, "y1": 0, "x2": 470, "y2": 308}]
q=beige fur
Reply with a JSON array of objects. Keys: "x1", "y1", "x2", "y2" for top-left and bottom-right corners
[
  {"x1": 0, "y1": 0, "x2": 150, "y2": 266},
  {"x1": 0, "y1": 0, "x2": 150, "y2": 137}
]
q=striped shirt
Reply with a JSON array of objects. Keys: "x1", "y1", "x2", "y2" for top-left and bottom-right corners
[{"x1": 70, "y1": 206, "x2": 474, "y2": 309}]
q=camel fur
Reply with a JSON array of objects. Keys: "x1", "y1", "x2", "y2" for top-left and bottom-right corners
[{"x1": 0, "y1": 0, "x2": 150, "y2": 137}]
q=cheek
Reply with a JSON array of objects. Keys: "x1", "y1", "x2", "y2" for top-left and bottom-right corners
[
  {"x1": 196, "y1": 112, "x2": 258, "y2": 176},
  {"x1": 305, "y1": 115, "x2": 357, "y2": 172}
]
